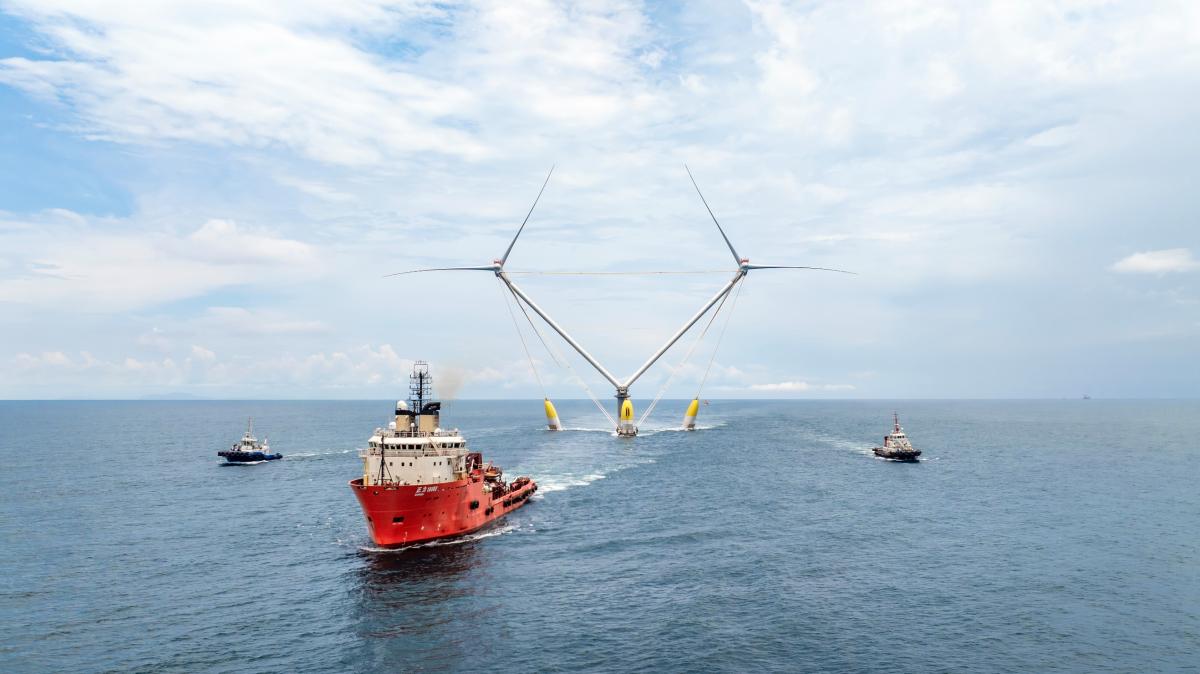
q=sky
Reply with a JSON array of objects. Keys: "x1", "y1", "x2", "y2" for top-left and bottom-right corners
[{"x1": 0, "y1": 0, "x2": 1197, "y2": 401}]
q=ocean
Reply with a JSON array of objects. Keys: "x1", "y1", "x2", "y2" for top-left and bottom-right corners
[{"x1": 2, "y1": 399, "x2": 1197, "y2": 672}]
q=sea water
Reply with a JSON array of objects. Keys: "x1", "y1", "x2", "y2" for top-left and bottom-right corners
[{"x1": 2, "y1": 400, "x2": 1197, "y2": 672}]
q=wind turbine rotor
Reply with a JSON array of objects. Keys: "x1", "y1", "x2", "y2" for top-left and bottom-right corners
[
  {"x1": 382, "y1": 165, "x2": 855, "y2": 438},
  {"x1": 501, "y1": 165, "x2": 555, "y2": 268},
  {"x1": 385, "y1": 166, "x2": 554, "y2": 278},
  {"x1": 384, "y1": 265, "x2": 498, "y2": 277},
  {"x1": 684, "y1": 164, "x2": 741, "y2": 266},
  {"x1": 741, "y1": 264, "x2": 856, "y2": 275}
]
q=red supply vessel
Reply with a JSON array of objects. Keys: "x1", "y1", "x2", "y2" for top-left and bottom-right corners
[{"x1": 350, "y1": 362, "x2": 537, "y2": 548}]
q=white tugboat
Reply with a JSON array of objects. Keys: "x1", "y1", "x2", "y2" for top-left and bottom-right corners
[
  {"x1": 218, "y1": 418, "x2": 282, "y2": 464},
  {"x1": 873, "y1": 413, "x2": 921, "y2": 462}
]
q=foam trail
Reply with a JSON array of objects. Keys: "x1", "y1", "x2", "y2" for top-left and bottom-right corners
[
  {"x1": 357, "y1": 523, "x2": 518, "y2": 552},
  {"x1": 535, "y1": 472, "x2": 608, "y2": 493},
  {"x1": 638, "y1": 422, "x2": 724, "y2": 435},
  {"x1": 285, "y1": 449, "x2": 355, "y2": 459},
  {"x1": 560, "y1": 419, "x2": 726, "y2": 435}
]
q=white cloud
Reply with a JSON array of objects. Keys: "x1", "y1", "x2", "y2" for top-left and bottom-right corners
[
  {"x1": 0, "y1": 0, "x2": 661, "y2": 165},
  {"x1": 0, "y1": 1, "x2": 485, "y2": 165},
  {"x1": 14, "y1": 351, "x2": 73, "y2": 368},
  {"x1": 198, "y1": 307, "x2": 330, "y2": 337},
  {"x1": 750, "y1": 381, "x2": 810, "y2": 392},
  {"x1": 1111, "y1": 248, "x2": 1199, "y2": 274},
  {"x1": 190, "y1": 345, "x2": 216, "y2": 362},
  {"x1": 2, "y1": 1, "x2": 1200, "y2": 398},
  {"x1": 5, "y1": 342, "x2": 414, "y2": 394},
  {"x1": 136, "y1": 328, "x2": 172, "y2": 352},
  {"x1": 272, "y1": 176, "x2": 355, "y2": 203},
  {"x1": 748, "y1": 381, "x2": 855, "y2": 393},
  {"x1": 0, "y1": 214, "x2": 320, "y2": 311},
  {"x1": 178, "y1": 219, "x2": 314, "y2": 265}
]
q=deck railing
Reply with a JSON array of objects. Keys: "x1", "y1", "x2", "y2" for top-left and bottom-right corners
[{"x1": 372, "y1": 428, "x2": 461, "y2": 438}]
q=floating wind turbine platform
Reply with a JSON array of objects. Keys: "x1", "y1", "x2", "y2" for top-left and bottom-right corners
[{"x1": 388, "y1": 166, "x2": 851, "y2": 437}]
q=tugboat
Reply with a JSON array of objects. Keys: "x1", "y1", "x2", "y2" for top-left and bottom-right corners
[
  {"x1": 218, "y1": 418, "x2": 283, "y2": 464},
  {"x1": 350, "y1": 362, "x2": 538, "y2": 548},
  {"x1": 872, "y1": 413, "x2": 921, "y2": 462}
]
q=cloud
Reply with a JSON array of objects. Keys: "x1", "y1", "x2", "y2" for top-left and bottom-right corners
[
  {"x1": 189, "y1": 345, "x2": 216, "y2": 362},
  {"x1": 198, "y1": 307, "x2": 330, "y2": 336},
  {"x1": 6, "y1": 342, "x2": 412, "y2": 394},
  {"x1": 1111, "y1": 248, "x2": 1199, "y2": 274},
  {"x1": 14, "y1": 351, "x2": 73, "y2": 368},
  {"x1": 2, "y1": 341, "x2": 556, "y2": 397},
  {"x1": 0, "y1": 214, "x2": 320, "y2": 311},
  {"x1": 178, "y1": 219, "x2": 314, "y2": 265},
  {"x1": 136, "y1": 328, "x2": 172, "y2": 352},
  {"x1": 0, "y1": 0, "x2": 661, "y2": 166},
  {"x1": 2, "y1": 1, "x2": 1200, "y2": 398},
  {"x1": 748, "y1": 381, "x2": 855, "y2": 393},
  {"x1": 0, "y1": 1, "x2": 485, "y2": 165}
]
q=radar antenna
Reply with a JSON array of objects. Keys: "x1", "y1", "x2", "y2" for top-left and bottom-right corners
[{"x1": 409, "y1": 361, "x2": 432, "y2": 412}]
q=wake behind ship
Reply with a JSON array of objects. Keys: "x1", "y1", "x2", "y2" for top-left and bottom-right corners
[{"x1": 350, "y1": 362, "x2": 537, "y2": 548}]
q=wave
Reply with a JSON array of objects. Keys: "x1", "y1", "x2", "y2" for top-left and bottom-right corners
[
  {"x1": 639, "y1": 422, "x2": 725, "y2": 435},
  {"x1": 558, "y1": 419, "x2": 726, "y2": 435},
  {"x1": 527, "y1": 453, "x2": 658, "y2": 499},
  {"x1": 284, "y1": 449, "x2": 355, "y2": 459},
  {"x1": 534, "y1": 471, "x2": 608, "y2": 494}
]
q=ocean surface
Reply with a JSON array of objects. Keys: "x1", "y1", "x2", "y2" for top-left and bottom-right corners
[{"x1": 2, "y1": 399, "x2": 1198, "y2": 673}]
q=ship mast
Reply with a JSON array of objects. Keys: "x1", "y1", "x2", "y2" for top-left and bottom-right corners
[{"x1": 410, "y1": 361, "x2": 432, "y2": 414}]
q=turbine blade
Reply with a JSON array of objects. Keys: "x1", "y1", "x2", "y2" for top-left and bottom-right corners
[
  {"x1": 685, "y1": 164, "x2": 741, "y2": 264},
  {"x1": 384, "y1": 266, "x2": 497, "y2": 277},
  {"x1": 744, "y1": 264, "x2": 856, "y2": 275},
  {"x1": 501, "y1": 165, "x2": 555, "y2": 267}
]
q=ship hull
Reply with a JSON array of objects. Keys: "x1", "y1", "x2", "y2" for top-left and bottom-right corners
[
  {"x1": 350, "y1": 477, "x2": 537, "y2": 548},
  {"x1": 872, "y1": 448, "x2": 921, "y2": 462},
  {"x1": 218, "y1": 451, "x2": 282, "y2": 463}
]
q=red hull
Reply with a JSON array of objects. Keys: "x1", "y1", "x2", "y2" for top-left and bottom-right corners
[{"x1": 350, "y1": 477, "x2": 537, "y2": 548}]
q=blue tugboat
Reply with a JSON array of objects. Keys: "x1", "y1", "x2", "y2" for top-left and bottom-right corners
[{"x1": 218, "y1": 419, "x2": 282, "y2": 464}]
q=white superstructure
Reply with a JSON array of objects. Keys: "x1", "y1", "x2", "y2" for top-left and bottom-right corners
[
  {"x1": 234, "y1": 418, "x2": 269, "y2": 453},
  {"x1": 358, "y1": 363, "x2": 480, "y2": 487},
  {"x1": 360, "y1": 417, "x2": 470, "y2": 487},
  {"x1": 882, "y1": 416, "x2": 915, "y2": 452}
]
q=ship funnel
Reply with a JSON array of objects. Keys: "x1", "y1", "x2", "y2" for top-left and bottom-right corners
[
  {"x1": 544, "y1": 398, "x2": 562, "y2": 431},
  {"x1": 683, "y1": 398, "x2": 700, "y2": 430}
]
